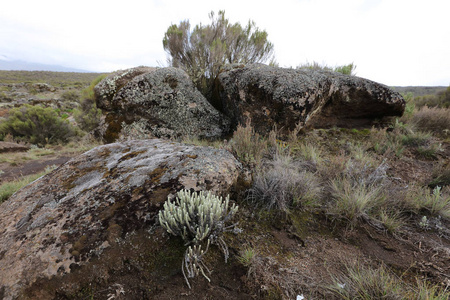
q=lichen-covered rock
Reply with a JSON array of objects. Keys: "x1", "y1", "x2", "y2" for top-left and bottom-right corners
[
  {"x1": 94, "y1": 67, "x2": 230, "y2": 142},
  {"x1": 0, "y1": 139, "x2": 241, "y2": 299},
  {"x1": 217, "y1": 64, "x2": 405, "y2": 134},
  {"x1": 94, "y1": 66, "x2": 155, "y2": 111}
]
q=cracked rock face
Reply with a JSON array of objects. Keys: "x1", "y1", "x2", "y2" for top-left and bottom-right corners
[
  {"x1": 0, "y1": 139, "x2": 241, "y2": 299},
  {"x1": 217, "y1": 64, "x2": 405, "y2": 135},
  {"x1": 94, "y1": 67, "x2": 230, "y2": 142}
]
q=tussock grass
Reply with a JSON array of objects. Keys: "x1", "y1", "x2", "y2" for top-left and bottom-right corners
[
  {"x1": 247, "y1": 153, "x2": 322, "y2": 211},
  {"x1": 328, "y1": 263, "x2": 450, "y2": 300},
  {"x1": 329, "y1": 263, "x2": 404, "y2": 299},
  {"x1": 405, "y1": 186, "x2": 450, "y2": 219},
  {"x1": 328, "y1": 177, "x2": 386, "y2": 222},
  {"x1": 377, "y1": 210, "x2": 405, "y2": 234}
]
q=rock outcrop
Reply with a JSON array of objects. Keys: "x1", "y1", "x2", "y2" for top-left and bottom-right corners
[
  {"x1": 94, "y1": 67, "x2": 230, "y2": 142},
  {"x1": 0, "y1": 139, "x2": 242, "y2": 299},
  {"x1": 217, "y1": 64, "x2": 405, "y2": 134}
]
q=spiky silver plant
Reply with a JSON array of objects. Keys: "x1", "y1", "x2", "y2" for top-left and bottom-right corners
[
  {"x1": 159, "y1": 189, "x2": 238, "y2": 245},
  {"x1": 158, "y1": 189, "x2": 239, "y2": 288}
]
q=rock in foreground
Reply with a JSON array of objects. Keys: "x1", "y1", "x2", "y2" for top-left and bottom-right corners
[
  {"x1": 95, "y1": 67, "x2": 230, "y2": 142},
  {"x1": 217, "y1": 64, "x2": 405, "y2": 134},
  {"x1": 0, "y1": 139, "x2": 241, "y2": 299}
]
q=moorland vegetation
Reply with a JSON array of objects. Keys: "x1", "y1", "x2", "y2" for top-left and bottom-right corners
[{"x1": 0, "y1": 10, "x2": 449, "y2": 298}]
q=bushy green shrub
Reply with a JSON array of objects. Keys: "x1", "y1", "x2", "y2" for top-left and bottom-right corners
[
  {"x1": 73, "y1": 74, "x2": 106, "y2": 132},
  {"x1": 0, "y1": 104, "x2": 75, "y2": 145}
]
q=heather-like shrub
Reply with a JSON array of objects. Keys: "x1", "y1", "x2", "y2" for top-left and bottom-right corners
[
  {"x1": 0, "y1": 104, "x2": 75, "y2": 145},
  {"x1": 163, "y1": 10, "x2": 274, "y2": 98}
]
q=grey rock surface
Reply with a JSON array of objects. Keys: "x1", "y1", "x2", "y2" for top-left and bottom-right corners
[
  {"x1": 0, "y1": 139, "x2": 241, "y2": 299},
  {"x1": 217, "y1": 64, "x2": 405, "y2": 134},
  {"x1": 94, "y1": 67, "x2": 230, "y2": 142}
]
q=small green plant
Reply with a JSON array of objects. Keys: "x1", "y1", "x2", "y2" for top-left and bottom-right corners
[
  {"x1": 377, "y1": 210, "x2": 404, "y2": 234},
  {"x1": 237, "y1": 247, "x2": 257, "y2": 278},
  {"x1": 296, "y1": 142, "x2": 322, "y2": 164},
  {"x1": 411, "y1": 278, "x2": 450, "y2": 300},
  {"x1": 422, "y1": 186, "x2": 450, "y2": 218},
  {"x1": 417, "y1": 143, "x2": 442, "y2": 159},
  {"x1": 158, "y1": 189, "x2": 238, "y2": 288},
  {"x1": 297, "y1": 62, "x2": 356, "y2": 75},
  {"x1": 419, "y1": 215, "x2": 429, "y2": 229},
  {"x1": 237, "y1": 247, "x2": 256, "y2": 268}
]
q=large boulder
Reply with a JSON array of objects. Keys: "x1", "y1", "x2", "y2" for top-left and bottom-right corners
[
  {"x1": 0, "y1": 139, "x2": 242, "y2": 299},
  {"x1": 94, "y1": 66, "x2": 155, "y2": 110},
  {"x1": 217, "y1": 64, "x2": 405, "y2": 134},
  {"x1": 94, "y1": 67, "x2": 230, "y2": 142}
]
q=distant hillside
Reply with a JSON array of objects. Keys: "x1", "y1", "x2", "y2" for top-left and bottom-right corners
[
  {"x1": 0, "y1": 59, "x2": 90, "y2": 73},
  {"x1": 0, "y1": 70, "x2": 106, "y2": 86},
  {"x1": 392, "y1": 86, "x2": 447, "y2": 97}
]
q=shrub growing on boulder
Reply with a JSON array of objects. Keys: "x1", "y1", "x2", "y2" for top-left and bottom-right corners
[{"x1": 163, "y1": 10, "x2": 274, "y2": 98}]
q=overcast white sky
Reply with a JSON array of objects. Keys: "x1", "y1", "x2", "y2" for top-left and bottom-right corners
[{"x1": 1, "y1": 0, "x2": 449, "y2": 86}]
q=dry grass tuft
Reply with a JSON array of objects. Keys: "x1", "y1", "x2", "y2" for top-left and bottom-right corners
[{"x1": 412, "y1": 106, "x2": 450, "y2": 136}]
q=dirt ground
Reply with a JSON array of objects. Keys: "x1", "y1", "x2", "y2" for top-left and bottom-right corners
[{"x1": 0, "y1": 155, "x2": 72, "y2": 183}]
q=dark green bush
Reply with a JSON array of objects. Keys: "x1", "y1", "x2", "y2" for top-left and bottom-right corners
[
  {"x1": 73, "y1": 75, "x2": 106, "y2": 132},
  {"x1": 0, "y1": 104, "x2": 75, "y2": 145}
]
